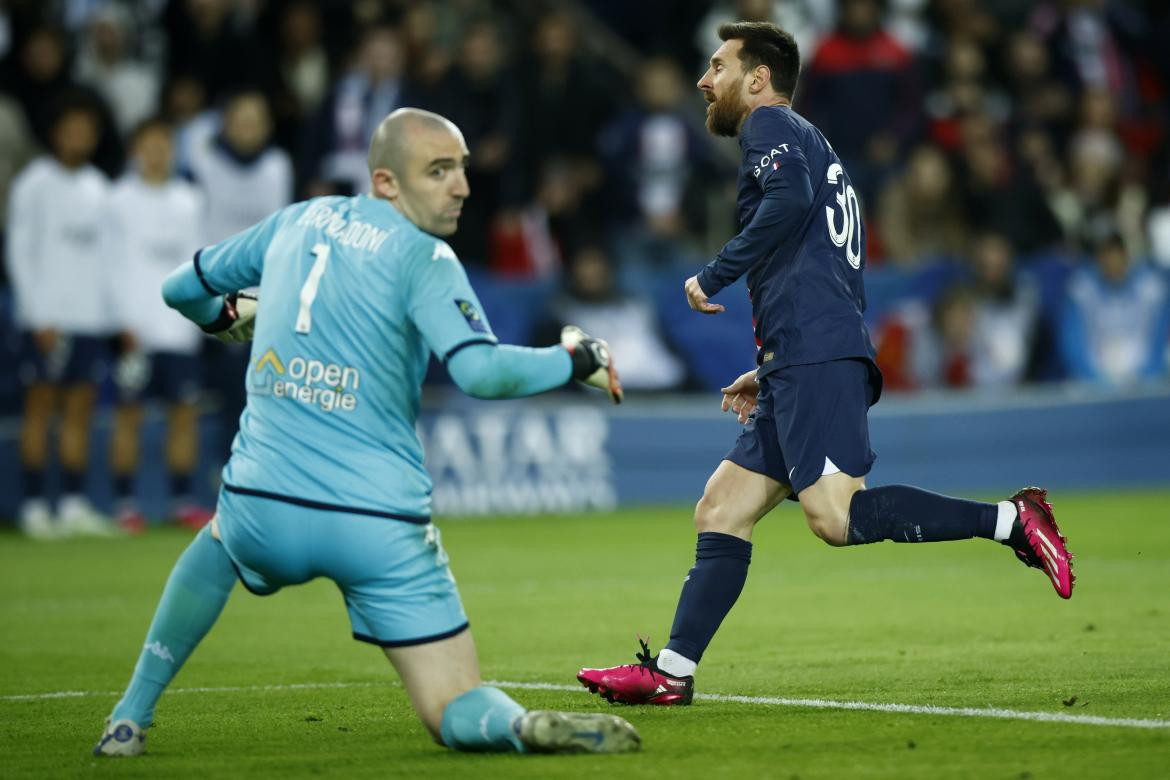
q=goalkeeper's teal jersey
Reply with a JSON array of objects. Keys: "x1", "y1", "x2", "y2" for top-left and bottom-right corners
[{"x1": 195, "y1": 194, "x2": 497, "y2": 520}]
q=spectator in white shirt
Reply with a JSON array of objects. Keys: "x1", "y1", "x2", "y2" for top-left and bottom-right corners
[
  {"x1": 184, "y1": 89, "x2": 292, "y2": 476},
  {"x1": 74, "y1": 4, "x2": 161, "y2": 136},
  {"x1": 186, "y1": 89, "x2": 293, "y2": 244},
  {"x1": 108, "y1": 118, "x2": 210, "y2": 533},
  {"x1": 5, "y1": 99, "x2": 117, "y2": 538}
]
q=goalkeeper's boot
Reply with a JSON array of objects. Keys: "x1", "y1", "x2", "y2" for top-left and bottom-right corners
[
  {"x1": 93, "y1": 718, "x2": 146, "y2": 757},
  {"x1": 1005, "y1": 487, "x2": 1074, "y2": 599},
  {"x1": 515, "y1": 710, "x2": 641, "y2": 753},
  {"x1": 577, "y1": 638, "x2": 694, "y2": 705}
]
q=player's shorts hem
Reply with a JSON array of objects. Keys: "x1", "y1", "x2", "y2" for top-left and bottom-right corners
[
  {"x1": 787, "y1": 459, "x2": 873, "y2": 497},
  {"x1": 352, "y1": 622, "x2": 470, "y2": 648},
  {"x1": 222, "y1": 483, "x2": 431, "y2": 524},
  {"x1": 212, "y1": 535, "x2": 279, "y2": 596}
]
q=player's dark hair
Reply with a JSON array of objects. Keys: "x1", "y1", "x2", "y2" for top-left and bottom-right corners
[
  {"x1": 718, "y1": 22, "x2": 800, "y2": 99},
  {"x1": 129, "y1": 115, "x2": 173, "y2": 145},
  {"x1": 49, "y1": 91, "x2": 102, "y2": 130}
]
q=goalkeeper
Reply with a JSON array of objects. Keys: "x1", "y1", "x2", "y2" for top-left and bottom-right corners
[{"x1": 95, "y1": 108, "x2": 635, "y2": 757}]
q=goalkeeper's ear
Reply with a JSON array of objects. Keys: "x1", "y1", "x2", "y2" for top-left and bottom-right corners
[{"x1": 561, "y1": 325, "x2": 623, "y2": 404}]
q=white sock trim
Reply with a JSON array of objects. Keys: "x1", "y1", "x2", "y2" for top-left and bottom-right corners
[
  {"x1": 994, "y1": 501, "x2": 1017, "y2": 542},
  {"x1": 656, "y1": 648, "x2": 697, "y2": 678}
]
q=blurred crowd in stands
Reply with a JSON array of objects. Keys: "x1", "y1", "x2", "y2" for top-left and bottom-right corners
[
  {"x1": 2, "y1": 0, "x2": 1169, "y2": 402},
  {"x1": 2, "y1": 0, "x2": 1169, "y2": 533}
]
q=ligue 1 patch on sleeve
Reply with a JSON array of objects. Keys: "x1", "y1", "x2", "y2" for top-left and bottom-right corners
[{"x1": 455, "y1": 299, "x2": 488, "y2": 333}]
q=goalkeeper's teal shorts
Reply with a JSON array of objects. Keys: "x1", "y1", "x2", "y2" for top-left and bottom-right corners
[{"x1": 215, "y1": 488, "x2": 468, "y2": 647}]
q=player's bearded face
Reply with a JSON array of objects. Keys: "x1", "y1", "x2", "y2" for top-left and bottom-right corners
[{"x1": 705, "y1": 79, "x2": 749, "y2": 137}]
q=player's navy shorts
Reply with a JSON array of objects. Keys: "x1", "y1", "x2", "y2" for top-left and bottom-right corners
[
  {"x1": 725, "y1": 358, "x2": 882, "y2": 498},
  {"x1": 215, "y1": 488, "x2": 468, "y2": 648},
  {"x1": 114, "y1": 351, "x2": 203, "y2": 404},
  {"x1": 19, "y1": 333, "x2": 108, "y2": 386}
]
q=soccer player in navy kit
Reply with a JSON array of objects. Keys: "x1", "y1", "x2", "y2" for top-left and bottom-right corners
[{"x1": 578, "y1": 22, "x2": 1075, "y2": 706}]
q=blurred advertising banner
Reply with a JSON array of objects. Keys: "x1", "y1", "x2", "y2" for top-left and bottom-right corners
[
  {"x1": 421, "y1": 407, "x2": 617, "y2": 515},
  {"x1": 417, "y1": 386, "x2": 1170, "y2": 515}
]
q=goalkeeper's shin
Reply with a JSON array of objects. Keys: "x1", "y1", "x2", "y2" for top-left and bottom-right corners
[{"x1": 561, "y1": 325, "x2": 623, "y2": 404}]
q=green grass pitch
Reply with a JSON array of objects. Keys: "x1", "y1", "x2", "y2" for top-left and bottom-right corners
[{"x1": 3, "y1": 489, "x2": 1169, "y2": 778}]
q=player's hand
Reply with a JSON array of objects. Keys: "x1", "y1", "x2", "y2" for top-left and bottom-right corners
[
  {"x1": 721, "y1": 369, "x2": 759, "y2": 424},
  {"x1": 684, "y1": 275, "x2": 724, "y2": 314},
  {"x1": 561, "y1": 325, "x2": 623, "y2": 404},
  {"x1": 200, "y1": 292, "x2": 258, "y2": 343}
]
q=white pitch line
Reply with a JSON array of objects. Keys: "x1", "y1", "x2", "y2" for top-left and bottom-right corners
[
  {"x1": 0, "y1": 681, "x2": 386, "y2": 702},
  {"x1": 3, "y1": 679, "x2": 1168, "y2": 731},
  {"x1": 489, "y1": 682, "x2": 1170, "y2": 731}
]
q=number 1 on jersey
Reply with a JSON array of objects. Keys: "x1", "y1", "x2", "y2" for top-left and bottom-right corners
[{"x1": 296, "y1": 243, "x2": 330, "y2": 334}]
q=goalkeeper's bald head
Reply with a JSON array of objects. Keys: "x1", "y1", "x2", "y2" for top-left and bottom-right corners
[{"x1": 367, "y1": 108, "x2": 464, "y2": 178}]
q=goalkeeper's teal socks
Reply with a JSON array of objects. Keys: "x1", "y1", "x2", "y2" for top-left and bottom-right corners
[
  {"x1": 440, "y1": 686, "x2": 527, "y2": 752},
  {"x1": 110, "y1": 526, "x2": 236, "y2": 727}
]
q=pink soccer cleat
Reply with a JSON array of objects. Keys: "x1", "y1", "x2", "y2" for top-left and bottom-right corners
[
  {"x1": 1007, "y1": 487, "x2": 1075, "y2": 599},
  {"x1": 115, "y1": 505, "x2": 148, "y2": 535},
  {"x1": 577, "y1": 639, "x2": 694, "y2": 705},
  {"x1": 174, "y1": 504, "x2": 213, "y2": 531}
]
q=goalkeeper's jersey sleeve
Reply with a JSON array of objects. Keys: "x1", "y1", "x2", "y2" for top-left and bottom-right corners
[{"x1": 218, "y1": 194, "x2": 490, "y2": 521}]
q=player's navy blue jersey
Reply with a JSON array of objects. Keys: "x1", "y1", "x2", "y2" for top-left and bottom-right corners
[{"x1": 695, "y1": 105, "x2": 877, "y2": 380}]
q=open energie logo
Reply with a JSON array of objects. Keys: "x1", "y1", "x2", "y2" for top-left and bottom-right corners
[{"x1": 251, "y1": 348, "x2": 360, "y2": 412}]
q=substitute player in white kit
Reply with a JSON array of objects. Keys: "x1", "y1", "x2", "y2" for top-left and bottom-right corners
[
  {"x1": 108, "y1": 118, "x2": 211, "y2": 531},
  {"x1": 6, "y1": 98, "x2": 116, "y2": 538}
]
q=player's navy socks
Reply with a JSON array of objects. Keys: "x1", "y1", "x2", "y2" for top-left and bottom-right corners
[
  {"x1": 847, "y1": 485, "x2": 998, "y2": 544},
  {"x1": 62, "y1": 469, "x2": 85, "y2": 495},
  {"x1": 110, "y1": 526, "x2": 236, "y2": 727},
  {"x1": 22, "y1": 468, "x2": 45, "y2": 499},
  {"x1": 169, "y1": 472, "x2": 193, "y2": 501},
  {"x1": 114, "y1": 474, "x2": 133, "y2": 502},
  {"x1": 440, "y1": 685, "x2": 526, "y2": 752},
  {"x1": 664, "y1": 531, "x2": 752, "y2": 665}
]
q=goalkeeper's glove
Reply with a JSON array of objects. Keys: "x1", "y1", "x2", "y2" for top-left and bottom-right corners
[
  {"x1": 199, "y1": 292, "x2": 258, "y2": 343},
  {"x1": 561, "y1": 325, "x2": 623, "y2": 404}
]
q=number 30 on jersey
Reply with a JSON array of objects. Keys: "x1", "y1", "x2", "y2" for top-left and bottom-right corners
[{"x1": 825, "y1": 163, "x2": 862, "y2": 269}]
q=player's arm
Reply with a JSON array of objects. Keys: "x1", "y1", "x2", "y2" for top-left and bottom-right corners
[
  {"x1": 446, "y1": 342, "x2": 570, "y2": 398},
  {"x1": 447, "y1": 328, "x2": 620, "y2": 401},
  {"x1": 160, "y1": 208, "x2": 286, "y2": 338},
  {"x1": 409, "y1": 241, "x2": 621, "y2": 402},
  {"x1": 690, "y1": 118, "x2": 813, "y2": 304},
  {"x1": 4, "y1": 168, "x2": 49, "y2": 329}
]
